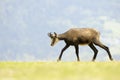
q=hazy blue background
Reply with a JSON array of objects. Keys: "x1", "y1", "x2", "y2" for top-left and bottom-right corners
[{"x1": 0, "y1": 0, "x2": 120, "y2": 61}]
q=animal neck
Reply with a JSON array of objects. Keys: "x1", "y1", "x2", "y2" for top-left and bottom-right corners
[{"x1": 57, "y1": 34, "x2": 65, "y2": 40}]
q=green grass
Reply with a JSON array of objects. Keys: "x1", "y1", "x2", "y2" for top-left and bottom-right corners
[{"x1": 0, "y1": 61, "x2": 120, "y2": 80}]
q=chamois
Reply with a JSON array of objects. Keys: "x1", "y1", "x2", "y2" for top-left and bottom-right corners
[{"x1": 48, "y1": 28, "x2": 113, "y2": 61}]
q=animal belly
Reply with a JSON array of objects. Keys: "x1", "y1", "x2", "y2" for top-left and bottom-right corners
[
  {"x1": 78, "y1": 39, "x2": 90, "y2": 45},
  {"x1": 79, "y1": 43, "x2": 88, "y2": 45}
]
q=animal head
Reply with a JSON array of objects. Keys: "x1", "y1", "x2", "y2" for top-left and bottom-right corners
[{"x1": 48, "y1": 32, "x2": 59, "y2": 46}]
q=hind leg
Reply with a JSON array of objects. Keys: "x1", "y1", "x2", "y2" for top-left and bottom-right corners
[
  {"x1": 94, "y1": 40, "x2": 113, "y2": 61},
  {"x1": 89, "y1": 43, "x2": 98, "y2": 61}
]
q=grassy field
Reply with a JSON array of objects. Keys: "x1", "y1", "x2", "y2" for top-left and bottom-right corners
[{"x1": 0, "y1": 61, "x2": 120, "y2": 80}]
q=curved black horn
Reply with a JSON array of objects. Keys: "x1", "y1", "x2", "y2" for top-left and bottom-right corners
[{"x1": 54, "y1": 32, "x2": 57, "y2": 37}]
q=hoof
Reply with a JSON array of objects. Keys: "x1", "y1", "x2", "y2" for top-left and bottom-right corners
[
  {"x1": 57, "y1": 59, "x2": 61, "y2": 62},
  {"x1": 110, "y1": 58, "x2": 114, "y2": 61}
]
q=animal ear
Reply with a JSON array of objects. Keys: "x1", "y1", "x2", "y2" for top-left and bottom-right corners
[
  {"x1": 54, "y1": 32, "x2": 57, "y2": 37},
  {"x1": 48, "y1": 32, "x2": 52, "y2": 38}
]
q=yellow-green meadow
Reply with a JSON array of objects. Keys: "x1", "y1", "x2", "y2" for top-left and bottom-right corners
[{"x1": 0, "y1": 62, "x2": 119, "y2": 80}]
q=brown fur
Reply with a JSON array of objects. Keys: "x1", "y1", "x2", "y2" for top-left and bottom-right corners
[{"x1": 48, "y1": 28, "x2": 113, "y2": 61}]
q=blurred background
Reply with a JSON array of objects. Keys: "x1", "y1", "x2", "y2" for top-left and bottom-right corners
[{"x1": 0, "y1": 0, "x2": 120, "y2": 61}]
